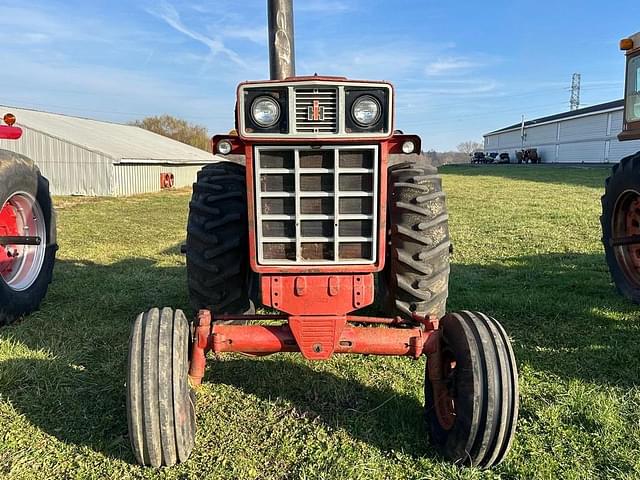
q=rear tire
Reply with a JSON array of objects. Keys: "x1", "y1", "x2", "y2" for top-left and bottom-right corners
[
  {"x1": 601, "y1": 151, "x2": 640, "y2": 303},
  {"x1": 385, "y1": 162, "x2": 450, "y2": 320},
  {"x1": 0, "y1": 151, "x2": 57, "y2": 325},
  {"x1": 425, "y1": 311, "x2": 519, "y2": 469},
  {"x1": 186, "y1": 162, "x2": 253, "y2": 314},
  {"x1": 127, "y1": 307, "x2": 196, "y2": 467}
]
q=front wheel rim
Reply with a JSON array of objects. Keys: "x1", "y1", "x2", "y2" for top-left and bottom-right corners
[
  {"x1": 432, "y1": 348, "x2": 457, "y2": 431},
  {"x1": 612, "y1": 190, "x2": 640, "y2": 288},
  {"x1": 0, "y1": 192, "x2": 47, "y2": 291}
]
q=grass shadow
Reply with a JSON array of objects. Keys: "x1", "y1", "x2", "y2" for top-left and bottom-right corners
[
  {"x1": 208, "y1": 357, "x2": 430, "y2": 458},
  {"x1": 0, "y1": 256, "x2": 190, "y2": 463},
  {"x1": 449, "y1": 252, "x2": 640, "y2": 389},
  {"x1": 1, "y1": 251, "x2": 639, "y2": 464}
]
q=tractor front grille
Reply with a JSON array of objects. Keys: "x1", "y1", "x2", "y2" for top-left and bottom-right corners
[
  {"x1": 294, "y1": 87, "x2": 338, "y2": 134},
  {"x1": 255, "y1": 145, "x2": 379, "y2": 265}
]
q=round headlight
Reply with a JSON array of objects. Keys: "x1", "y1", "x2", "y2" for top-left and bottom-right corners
[
  {"x1": 217, "y1": 140, "x2": 232, "y2": 155},
  {"x1": 251, "y1": 96, "x2": 281, "y2": 127},
  {"x1": 402, "y1": 140, "x2": 415, "y2": 154},
  {"x1": 352, "y1": 95, "x2": 381, "y2": 127}
]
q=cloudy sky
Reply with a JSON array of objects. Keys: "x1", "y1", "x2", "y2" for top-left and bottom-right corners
[{"x1": 1, "y1": 0, "x2": 637, "y2": 150}]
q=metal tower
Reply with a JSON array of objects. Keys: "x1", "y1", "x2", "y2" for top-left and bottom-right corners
[{"x1": 570, "y1": 73, "x2": 581, "y2": 111}]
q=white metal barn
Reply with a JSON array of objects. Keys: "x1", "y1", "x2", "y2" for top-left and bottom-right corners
[
  {"x1": 0, "y1": 105, "x2": 222, "y2": 196},
  {"x1": 483, "y1": 100, "x2": 640, "y2": 163}
]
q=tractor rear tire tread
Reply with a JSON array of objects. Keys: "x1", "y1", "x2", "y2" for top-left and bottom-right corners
[
  {"x1": 186, "y1": 161, "x2": 253, "y2": 314},
  {"x1": 386, "y1": 162, "x2": 450, "y2": 320}
]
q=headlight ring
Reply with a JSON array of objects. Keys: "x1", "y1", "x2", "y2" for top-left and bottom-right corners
[
  {"x1": 351, "y1": 95, "x2": 382, "y2": 127},
  {"x1": 251, "y1": 96, "x2": 281, "y2": 128}
]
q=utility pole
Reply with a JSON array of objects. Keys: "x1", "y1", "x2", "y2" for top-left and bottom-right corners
[{"x1": 570, "y1": 73, "x2": 581, "y2": 111}]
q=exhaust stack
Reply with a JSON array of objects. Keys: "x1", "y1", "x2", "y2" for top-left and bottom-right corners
[{"x1": 268, "y1": 0, "x2": 296, "y2": 80}]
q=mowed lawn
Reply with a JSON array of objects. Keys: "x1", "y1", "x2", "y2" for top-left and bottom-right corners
[{"x1": 1, "y1": 164, "x2": 640, "y2": 479}]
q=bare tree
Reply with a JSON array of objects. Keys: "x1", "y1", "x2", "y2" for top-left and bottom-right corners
[
  {"x1": 457, "y1": 140, "x2": 484, "y2": 155},
  {"x1": 131, "y1": 115, "x2": 211, "y2": 151}
]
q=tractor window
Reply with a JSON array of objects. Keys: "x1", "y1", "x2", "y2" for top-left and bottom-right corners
[{"x1": 626, "y1": 55, "x2": 640, "y2": 123}]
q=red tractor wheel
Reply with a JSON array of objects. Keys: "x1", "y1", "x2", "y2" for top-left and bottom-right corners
[
  {"x1": 601, "y1": 151, "x2": 640, "y2": 303},
  {"x1": 385, "y1": 161, "x2": 450, "y2": 320},
  {"x1": 127, "y1": 307, "x2": 196, "y2": 467},
  {"x1": 425, "y1": 311, "x2": 519, "y2": 469},
  {"x1": 0, "y1": 151, "x2": 57, "y2": 325}
]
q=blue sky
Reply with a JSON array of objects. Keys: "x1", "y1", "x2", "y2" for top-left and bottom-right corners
[{"x1": 1, "y1": 0, "x2": 638, "y2": 150}]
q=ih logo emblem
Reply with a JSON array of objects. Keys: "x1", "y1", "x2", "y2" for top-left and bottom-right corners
[{"x1": 307, "y1": 100, "x2": 325, "y2": 122}]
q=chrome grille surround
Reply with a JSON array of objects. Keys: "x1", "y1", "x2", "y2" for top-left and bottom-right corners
[
  {"x1": 255, "y1": 145, "x2": 379, "y2": 265},
  {"x1": 238, "y1": 80, "x2": 393, "y2": 138}
]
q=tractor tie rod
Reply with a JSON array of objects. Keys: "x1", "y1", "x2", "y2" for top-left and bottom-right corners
[
  {"x1": 0, "y1": 236, "x2": 42, "y2": 246},
  {"x1": 610, "y1": 235, "x2": 640, "y2": 247}
]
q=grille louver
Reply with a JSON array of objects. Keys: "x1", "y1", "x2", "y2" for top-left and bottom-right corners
[
  {"x1": 255, "y1": 145, "x2": 378, "y2": 265},
  {"x1": 294, "y1": 88, "x2": 338, "y2": 134}
]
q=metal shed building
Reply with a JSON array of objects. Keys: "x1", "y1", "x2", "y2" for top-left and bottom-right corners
[
  {"x1": 483, "y1": 100, "x2": 640, "y2": 163},
  {"x1": 0, "y1": 105, "x2": 220, "y2": 196}
]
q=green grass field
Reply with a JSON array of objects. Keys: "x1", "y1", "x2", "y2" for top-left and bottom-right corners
[{"x1": 1, "y1": 165, "x2": 639, "y2": 479}]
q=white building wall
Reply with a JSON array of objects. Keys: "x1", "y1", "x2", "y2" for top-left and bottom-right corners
[
  {"x1": 484, "y1": 108, "x2": 640, "y2": 164},
  {"x1": 113, "y1": 163, "x2": 209, "y2": 196},
  {"x1": 0, "y1": 126, "x2": 114, "y2": 195}
]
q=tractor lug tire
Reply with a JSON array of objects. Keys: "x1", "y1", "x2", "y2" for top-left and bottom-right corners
[
  {"x1": 601, "y1": 151, "x2": 640, "y2": 303},
  {"x1": 425, "y1": 311, "x2": 519, "y2": 469},
  {"x1": 186, "y1": 161, "x2": 254, "y2": 315},
  {"x1": 127, "y1": 307, "x2": 196, "y2": 467},
  {"x1": 385, "y1": 161, "x2": 450, "y2": 320},
  {"x1": 0, "y1": 150, "x2": 57, "y2": 325}
]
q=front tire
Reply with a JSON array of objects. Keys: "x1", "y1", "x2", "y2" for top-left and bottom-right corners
[
  {"x1": 601, "y1": 152, "x2": 640, "y2": 303},
  {"x1": 425, "y1": 311, "x2": 519, "y2": 469},
  {"x1": 0, "y1": 151, "x2": 57, "y2": 325},
  {"x1": 127, "y1": 308, "x2": 196, "y2": 467}
]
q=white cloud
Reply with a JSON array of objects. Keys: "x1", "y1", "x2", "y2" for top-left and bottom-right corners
[
  {"x1": 146, "y1": 1, "x2": 248, "y2": 68},
  {"x1": 424, "y1": 57, "x2": 482, "y2": 76},
  {"x1": 219, "y1": 26, "x2": 268, "y2": 45}
]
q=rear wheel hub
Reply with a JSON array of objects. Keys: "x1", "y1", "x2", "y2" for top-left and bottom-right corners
[
  {"x1": 0, "y1": 202, "x2": 19, "y2": 277},
  {"x1": 614, "y1": 191, "x2": 640, "y2": 285},
  {"x1": 0, "y1": 192, "x2": 47, "y2": 291}
]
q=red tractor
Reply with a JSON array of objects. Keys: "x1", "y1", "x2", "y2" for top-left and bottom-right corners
[
  {"x1": 602, "y1": 32, "x2": 640, "y2": 302},
  {"x1": 0, "y1": 113, "x2": 57, "y2": 325},
  {"x1": 126, "y1": 1, "x2": 518, "y2": 469}
]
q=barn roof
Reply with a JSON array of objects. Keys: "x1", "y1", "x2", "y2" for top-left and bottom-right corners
[
  {"x1": 485, "y1": 99, "x2": 624, "y2": 136},
  {"x1": 0, "y1": 105, "x2": 217, "y2": 164}
]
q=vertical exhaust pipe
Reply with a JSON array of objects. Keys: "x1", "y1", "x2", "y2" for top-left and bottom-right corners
[{"x1": 268, "y1": 0, "x2": 296, "y2": 80}]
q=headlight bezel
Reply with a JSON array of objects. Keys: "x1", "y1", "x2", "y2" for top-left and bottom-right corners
[
  {"x1": 345, "y1": 87, "x2": 390, "y2": 134},
  {"x1": 243, "y1": 87, "x2": 289, "y2": 134}
]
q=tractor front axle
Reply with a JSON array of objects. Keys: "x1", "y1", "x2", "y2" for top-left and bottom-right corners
[{"x1": 188, "y1": 309, "x2": 440, "y2": 386}]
